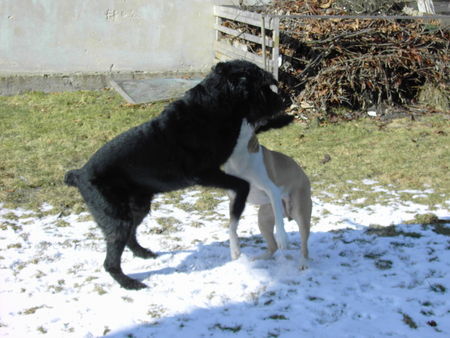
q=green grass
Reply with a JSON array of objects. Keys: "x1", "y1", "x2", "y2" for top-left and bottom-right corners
[
  {"x1": 0, "y1": 89, "x2": 449, "y2": 214},
  {"x1": 0, "y1": 90, "x2": 165, "y2": 212},
  {"x1": 401, "y1": 312, "x2": 418, "y2": 329},
  {"x1": 259, "y1": 114, "x2": 450, "y2": 207},
  {"x1": 212, "y1": 323, "x2": 242, "y2": 333}
]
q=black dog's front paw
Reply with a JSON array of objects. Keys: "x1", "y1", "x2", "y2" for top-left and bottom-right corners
[
  {"x1": 137, "y1": 249, "x2": 158, "y2": 259},
  {"x1": 130, "y1": 246, "x2": 158, "y2": 259},
  {"x1": 127, "y1": 238, "x2": 158, "y2": 259},
  {"x1": 124, "y1": 279, "x2": 148, "y2": 290},
  {"x1": 111, "y1": 272, "x2": 148, "y2": 290}
]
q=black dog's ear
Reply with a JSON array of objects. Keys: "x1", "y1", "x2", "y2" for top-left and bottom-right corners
[
  {"x1": 213, "y1": 62, "x2": 250, "y2": 100},
  {"x1": 237, "y1": 76, "x2": 247, "y2": 87},
  {"x1": 234, "y1": 75, "x2": 249, "y2": 99},
  {"x1": 213, "y1": 62, "x2": 229, "y2": 75}
]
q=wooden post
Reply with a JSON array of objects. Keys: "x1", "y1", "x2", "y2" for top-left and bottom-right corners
[
  {"x1": 271, "y1": 16, "x2": 280, "y2": 81},
  {"x1": 261, "y1": 16, "x2": 267, "y2": 71},
  {"x1": 215, "y1": 14, "x2": 222, "y2": 43},
  {"x1": 417, "y1": 0, "x2": 435, "y2": 14}
]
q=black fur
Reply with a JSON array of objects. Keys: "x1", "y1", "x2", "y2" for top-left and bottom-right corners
[
  {"x1": 64, "y1": 60, "x2": 285, "y2": 290},
  {"x1": 255, "y1": 114, "x2": 294, "y2": 134}
]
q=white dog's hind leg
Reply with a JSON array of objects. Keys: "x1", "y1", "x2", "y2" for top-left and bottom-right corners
[{"x1": 292, "y1": 190, "x2": 312, "y2": 270}]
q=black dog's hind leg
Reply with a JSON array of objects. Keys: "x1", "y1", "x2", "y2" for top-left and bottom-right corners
[
  {"x1": 75, "y1": 179, "x2": 148, "y2": 290},
  {"x1": 104, "y1": 193, "x2": 158, "y2": 290},
  {"x1": 197, "y1": 170, "x2": 249, "y2": 259},
  {"x1": 127, "y1": 223, "x2": 157, "y2": 259},
  {"x1": 103, "y1": 226, "x2": 147, "y2": 290},
  {"x1": 127, "y1": 194, "x2": 157, "y2": 259}
]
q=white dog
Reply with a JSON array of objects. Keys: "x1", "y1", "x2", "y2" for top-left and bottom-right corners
[{"x1": 224, "y1": 122, "x2": 312, "y2": 269}]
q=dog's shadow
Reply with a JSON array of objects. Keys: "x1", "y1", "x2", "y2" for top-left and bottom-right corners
[
  {"x1": 127, "y1": 234, "x2": 297, "y2": 282},
  {"x1": 105, "y1": 218, "x2": 450, "y2": 337}
]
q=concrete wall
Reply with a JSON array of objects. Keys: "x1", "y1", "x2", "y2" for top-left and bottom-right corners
[
  {"x1": 0, "y1": 0, "x2": 271, "y2": 94},
  {"x1": 0, "y1": 0, "x2": 220, "y2": 75}
]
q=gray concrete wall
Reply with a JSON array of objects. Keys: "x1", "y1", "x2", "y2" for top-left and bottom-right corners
[
  {"x1": 0, "y1": 0, "x2": 218, "y2": 75},
  {"x1": 0, "y1": 0, "x2": 271, "y2": 94}
]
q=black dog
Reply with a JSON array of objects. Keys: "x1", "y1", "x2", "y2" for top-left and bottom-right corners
[{"x1": 64, "y1": 60, "x2": 287, "y2": 290}]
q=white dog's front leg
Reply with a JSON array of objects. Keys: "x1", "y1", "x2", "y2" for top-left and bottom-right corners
[
  {"x1": 266, "y1": 185, "x2": 288, "y2": 250},
  {"x1": 229, "y1": 219, "x2": 241, "y2": 260}
]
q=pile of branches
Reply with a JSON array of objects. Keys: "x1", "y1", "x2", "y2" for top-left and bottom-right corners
[{"x1": 245, "y1": 1, "x2": 449, "y2": 119}]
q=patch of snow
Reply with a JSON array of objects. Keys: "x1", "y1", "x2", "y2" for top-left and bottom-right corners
[
  {"x1": 0, "y1": 188, "x2": 449, "y2": 337},
  {"x1": 362, "y1": 179, "x2": 378, "y2": 185}
]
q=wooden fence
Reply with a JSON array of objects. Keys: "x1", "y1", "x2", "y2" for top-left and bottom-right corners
[
  {"x1": 213, "y1": 5, "x2": 449, "y2": 81},
  {"x1": 214, "y1": 5, "x2": 280, "y2": 80}
]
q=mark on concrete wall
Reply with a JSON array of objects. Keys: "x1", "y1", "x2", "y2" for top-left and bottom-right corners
[
  {"x1": 105, "y1": 9, "x2": 137, "y2": 21},
  {"x1": 1, "y1": 1, "x2": 213, "y2": 74}
]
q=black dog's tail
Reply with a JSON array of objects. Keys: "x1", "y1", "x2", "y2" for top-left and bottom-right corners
[
  {"x1": 64, "y1": 169, "x2": 126, "y2": 219},
  {"x1": 64, "y1": 169, "x2": 81, "y2": 187}
]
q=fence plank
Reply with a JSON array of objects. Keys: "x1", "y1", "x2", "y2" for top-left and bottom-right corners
[
  {"x1": 214, "y1": 41, "x2": 275, "y2": 70},
  {"x1": 272, "y1": 13, "x2": 449, "y2": 19},
  {"x1": 213, "y1": 5, "x2": 274, "y2": 29},
  {"x1": 214, "y1": 23, "x2": 274, "y2": 47}
]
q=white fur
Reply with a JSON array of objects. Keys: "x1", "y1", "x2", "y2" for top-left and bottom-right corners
[{"x1": 224, "y1": 120, "x2": 289, "y2": 260}]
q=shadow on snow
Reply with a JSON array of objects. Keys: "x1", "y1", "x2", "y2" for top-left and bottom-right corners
[{"x1": 106, "y1": 219, "x2": 449, "y2": 337}]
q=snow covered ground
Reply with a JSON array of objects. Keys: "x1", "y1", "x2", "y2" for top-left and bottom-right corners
[{"x1": 1, "y1": 184, "x2": 449, "y2": 338}]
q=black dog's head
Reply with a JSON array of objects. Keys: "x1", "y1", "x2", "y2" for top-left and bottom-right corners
[{"x1": 203, "y1": 60, "x2": 285, "y2": 125}]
